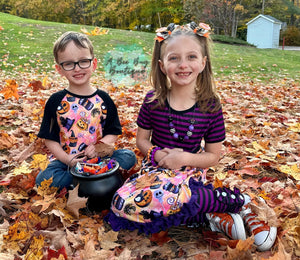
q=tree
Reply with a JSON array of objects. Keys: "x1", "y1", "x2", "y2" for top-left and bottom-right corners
[{"x1": 201, "y1": 0, "x2": 245, "y2": 36}]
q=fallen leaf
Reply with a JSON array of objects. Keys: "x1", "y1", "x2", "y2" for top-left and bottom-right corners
[
  {"x1": 66, "y1": 185, "x2": 88, "y2": 218},
  {"x1": 0, "y1": 79, "x2": 19, "y2": 100},
  {"x1": 150, "y1": 230, "x2": 172, "y2": 246},
  {"x1": 94, "y1": 141, "x2": 114, "y2": 157},
  {"x1": 98, "y1": 226, "x2": 121, "y2": 250},
  {"x1": 135, "y1": 172, "x2": 158, "y2": 189},
  {"x1": 28, "y1": 80, "x2": 45, "y2": 91},
  {"x1": 226, "y1": 237, "x2": 254, "y2": 259},
  {"x1": 262, "y1": 239, "x2": 292, "y2": 260},
  {"x1": 30, "y1": 153, "x2": 49, "y2": 171},
  {"x1": 278, "y1": 164, "x2": 300, "y2": 181},
  {"x1": 0, "y1": 130, "x2": 16, "y2": 149},
  {"x1": 32, "y1": 193, "x2": 56, "y2": 213}
]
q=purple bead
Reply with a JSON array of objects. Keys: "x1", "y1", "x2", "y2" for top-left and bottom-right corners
[
  {"x1": 173, "y1": 133, "x2": 179, "y2": 139},
  {"x1": 184, "y1": 136, "x2": 189, "y2": 140},
  {"x1": 169, "y1": 122, "x2": 174, "y2": 127},
  {"x1": 189, "y1": 125, "x2": 194, "y2": 131}
]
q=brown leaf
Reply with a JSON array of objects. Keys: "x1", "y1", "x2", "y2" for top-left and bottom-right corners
[
  {"x1": 261, "y1": 239, "x2": 292, "y2": 260},
  {"x1": 250, "y1": 197, "x2": 280, "y2": 227},
  {"x1": 226, "y1": 237, "x2": 254, "y2": 260},
  {"x1": 150, "y1": 230, "x2": 172, "y2": 246},
  {"x1": 135, "y1": 172, "x2": 158, "y2": 189},
  {"x1": 98, "y1": 226, "x2": 120, "y2": 250},
  {"x1": 13, "y1": 139, "x2": 46, "y2": 164},
  {"x1": 28, "y1": 80, "x2": 45, "y2": 92},
  {"x1": 66, "y1": 185, "x2": 88, "y2": 218},
  {"x1": 0, "y1": 130, "x2": 16, "y2": 149},
  {"x1": 94, "y1": 141, "x2": 114, "y2": 157},
  {"x1": 32, "y1": 193, "x2": 56, "y2": 213}
]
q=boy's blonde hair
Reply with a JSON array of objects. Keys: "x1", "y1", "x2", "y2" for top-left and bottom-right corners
[
  {"x1": 149, "y1": 23, "x2": 220, "y2": 113},
  {"x1": 53, "y1": 31, "x2": 94, "y2": 63}
]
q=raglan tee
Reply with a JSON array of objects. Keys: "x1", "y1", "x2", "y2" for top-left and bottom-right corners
[
  {"x1": 137, "y1": 90, "x2": 225, "y2": 153},
  {"x1": 38, "y1": 89, "x2": 122, "y2": 155}
]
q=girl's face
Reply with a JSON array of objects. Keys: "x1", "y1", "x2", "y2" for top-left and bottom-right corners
[
  {"x1": 159, "y1": 35, "x2": 206, "y2": 89},
  {"x1": 55, "y1": 41, "x2": 97, "y2": 89}
]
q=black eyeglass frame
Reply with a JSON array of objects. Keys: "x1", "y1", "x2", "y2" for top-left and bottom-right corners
[{"x1": 59, "y1": 58, "x2": 94, "y2": 71}]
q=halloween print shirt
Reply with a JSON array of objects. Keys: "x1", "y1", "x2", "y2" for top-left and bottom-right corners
[{"x1": 38, "y1": 89, "x2": 122, "y2": 155}]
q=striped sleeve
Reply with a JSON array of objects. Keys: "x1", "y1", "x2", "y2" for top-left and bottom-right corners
[
  {"x1": 204, "y1": 108, "x2": 226, "y2": 143},
  {"x1": 137, "y1": 91, "x2": 156, "y2": 130}
]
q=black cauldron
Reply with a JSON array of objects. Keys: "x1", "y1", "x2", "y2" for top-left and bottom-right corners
[{"x1": 70, "y1": 160, "x2": 124, "y2": 212}]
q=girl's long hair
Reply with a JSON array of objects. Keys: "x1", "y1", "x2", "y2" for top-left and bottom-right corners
[{"x1": 149, "y1": 27, "x2": 221, "y2": 113}]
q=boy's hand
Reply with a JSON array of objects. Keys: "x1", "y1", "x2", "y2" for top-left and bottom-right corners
[
  {"x1": 84, "y1": 144, "x2": 97, "y2": 158},
  {"x1": 67, "y1": 153, "x2": 86, "y2": 167}
]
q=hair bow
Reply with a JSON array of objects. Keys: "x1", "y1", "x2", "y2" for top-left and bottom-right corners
[
  {"x1": 155, "y1": 23, "x2": 177, "y2": 42},
  {"x1": 188, "y1": 22, "x2": 211, "y2": 38}
]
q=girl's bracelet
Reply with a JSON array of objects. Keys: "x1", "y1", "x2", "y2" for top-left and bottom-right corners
[
  {"x1": 150, "y1": 146, "x2": 162, "y2": 166},
  {"x1": 147, "y1": 145, "x2": 156, "y2": 162}
]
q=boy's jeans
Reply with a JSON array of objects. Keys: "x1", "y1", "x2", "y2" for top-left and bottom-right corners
[{"x1": 35, "y1": 149, "x2": 137, "y2": 189}]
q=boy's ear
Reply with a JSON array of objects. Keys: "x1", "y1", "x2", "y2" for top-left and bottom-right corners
[
  {"x1": 55, "y1": 64, "x2": 64, "y2": 76},
  {"x1": 92, "y1": 58, "x2": 97, "y2": 71}
]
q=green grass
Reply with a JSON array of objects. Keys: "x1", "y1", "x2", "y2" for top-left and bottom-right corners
[
  {"x1": 0, "y1": 12, "x2": 154, "y2": 74},
  {"x1": 1, "y1": 12, "x2": 300, "y2": 82}
]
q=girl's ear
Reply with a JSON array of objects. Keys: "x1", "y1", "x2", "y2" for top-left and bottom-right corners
[
  {"x1": 200, "y1": 56, "x2": 207, "y2": 73},
  {"x1": 159, "y1": 59, "x2": 166, "y2": 74}
]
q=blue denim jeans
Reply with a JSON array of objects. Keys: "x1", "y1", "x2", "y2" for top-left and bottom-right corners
[{"x1": 35, "y1": 149, "x2": 137, "y2": 189}]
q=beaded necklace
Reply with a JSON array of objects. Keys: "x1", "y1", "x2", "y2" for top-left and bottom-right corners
[{"x1": 167, "y1": 95, "x2": 196, "y2": 142}]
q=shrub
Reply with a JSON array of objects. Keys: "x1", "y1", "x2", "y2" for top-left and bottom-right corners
[{"x1": 281, "y1": 26, "x2": 300, "y2": 46}]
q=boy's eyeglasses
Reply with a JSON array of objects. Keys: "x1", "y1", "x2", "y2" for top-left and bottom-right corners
[{"x1": 59, "y1": 58, "x2": 93, "y2": 71}]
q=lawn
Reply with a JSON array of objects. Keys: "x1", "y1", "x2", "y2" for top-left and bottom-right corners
[{"x1": 1, "y1": 12, "x2": 300, "y2": 82}]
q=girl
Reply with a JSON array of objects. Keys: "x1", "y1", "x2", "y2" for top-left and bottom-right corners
[{"x1": 105, "y1": 22, "x2": 277, "y2": 251}]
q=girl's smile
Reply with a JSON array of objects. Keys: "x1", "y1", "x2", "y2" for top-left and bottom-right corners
[{"x1": 159, "y1": 35, "x2": 206, "y2": 90}]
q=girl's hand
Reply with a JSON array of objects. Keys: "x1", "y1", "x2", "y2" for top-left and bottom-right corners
[{"x1": 157, "y1": 148, "x2": 185, "y2": 169}]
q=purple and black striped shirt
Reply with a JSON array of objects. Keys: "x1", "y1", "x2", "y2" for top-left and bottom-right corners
[{"x1": 137, "y1": 91, "x2": 226, "y2": 153}]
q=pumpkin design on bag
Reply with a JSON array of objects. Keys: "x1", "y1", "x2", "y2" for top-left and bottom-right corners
[{"x1": 134, "y1": 190, "x2": 153, "y2": 207}]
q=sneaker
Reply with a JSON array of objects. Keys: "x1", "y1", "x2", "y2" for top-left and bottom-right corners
[
  {"x1": 239, "y1": 199, "x2": 277, "y2": 251},
  {"x1": 206, "y1": 212, "x2": 246, "y2": 240}
]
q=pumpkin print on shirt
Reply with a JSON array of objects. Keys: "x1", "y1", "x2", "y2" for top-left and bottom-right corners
[{"x1": 57, "y1": 94, "x2": 107, "y2": 155}]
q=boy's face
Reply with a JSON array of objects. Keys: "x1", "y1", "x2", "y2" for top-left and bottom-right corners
[{"x1": 55, "y1": 41, "x2": 97, "y2": 89}]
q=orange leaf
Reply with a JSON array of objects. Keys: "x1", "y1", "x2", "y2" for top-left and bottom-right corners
[
  {"x1": 213, "y1": 177, "x2": 223, "y2": 188},
  {"x1": 0, "y1": 79, "x2": 19, "y2": 100}
]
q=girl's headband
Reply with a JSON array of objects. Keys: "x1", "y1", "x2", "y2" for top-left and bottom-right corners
[{"x1": 155, "y1": 22, "x2": 211, "y2": 42}]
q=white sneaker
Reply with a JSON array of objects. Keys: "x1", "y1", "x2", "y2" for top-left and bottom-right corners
[
  {"x1": 239, "y1": 199, "x2": 277, "y2": 251},
  {"x1": 206, "y1": 212, "x2": 246, "y2": 240}
]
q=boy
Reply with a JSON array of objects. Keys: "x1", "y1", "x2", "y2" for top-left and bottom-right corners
[{"x1": 36, "y1": 31, "x2": 136, "y2": 189}]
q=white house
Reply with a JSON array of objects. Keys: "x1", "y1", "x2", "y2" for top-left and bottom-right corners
[{"x1": 246, "y1": 14, "x2": 283, "y2": 49}]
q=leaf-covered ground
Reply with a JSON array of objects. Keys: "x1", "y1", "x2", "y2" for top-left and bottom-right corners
[{"x1": 0, "y1": 71, "x2": 299, "y2": 259}]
